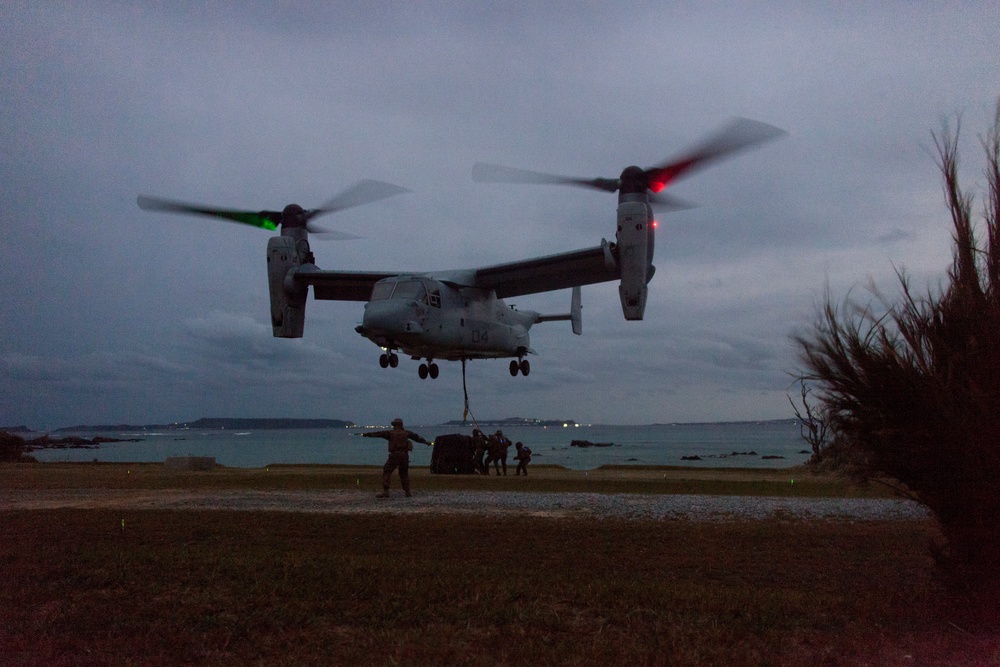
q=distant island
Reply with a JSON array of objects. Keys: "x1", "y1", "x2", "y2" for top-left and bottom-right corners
[
  {"x1": 440, "y1": 417, "x2": 578, "y2": 428},
  {"x1": 51, "y1": 418, "x2": 356, "y2": 433}
]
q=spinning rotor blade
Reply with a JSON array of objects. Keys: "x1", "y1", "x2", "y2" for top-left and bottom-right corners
[
  {"x1": 136, "y1": 196, "x2": 281, "y2": 230},
  {"x1": 471, "y1": 164, "x2": 693, "y2": 210},
  {"x1": 296, "y1": 225, "x2": 363, "y2": 240},
  {"x1": 471, "y1": 117, "x2": 785, "y2": 207},
  {"x1": 307, "y1": 179, "x2": 410, "y2": 221},
  {"x1": 645, "y1": 117, "x2": 787, "y2": 192},
  {"x1": 137, "y1": 179, "x2": 408, "y2": 237},
  {"x1": 647, "y1": 192, "x2": 697, "y2": 211},
  {"x1": 472, "y1": 162, "x2": 620, "y2": 193}
]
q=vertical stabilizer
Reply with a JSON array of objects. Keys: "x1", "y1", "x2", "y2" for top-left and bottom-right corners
[{"x1": 571, "y1": 286, "x2": 582, "y2": 335}]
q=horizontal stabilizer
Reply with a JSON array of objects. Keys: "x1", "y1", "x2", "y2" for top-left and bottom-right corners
[{"x1": 536, "y1": 286, "x2": 583, "y2": 335}]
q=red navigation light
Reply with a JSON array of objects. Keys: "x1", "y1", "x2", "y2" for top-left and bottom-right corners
[{"x1": 651, "y1": 220, "x2": 658, "y2": 229}]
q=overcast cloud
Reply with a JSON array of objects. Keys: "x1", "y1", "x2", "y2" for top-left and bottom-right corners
[{"x1": 2, "y1": 2, "x2": 998, "y2": 428}]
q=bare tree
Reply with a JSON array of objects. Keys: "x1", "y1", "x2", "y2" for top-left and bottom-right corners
[{"x1": 786, "y1": 380, "x2": 829, "y2": 463}]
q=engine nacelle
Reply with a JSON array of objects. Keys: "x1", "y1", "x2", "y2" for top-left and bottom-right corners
[
  {"x1": 266, "y1": 236, "x2": 308, "y2": 338},
  {"x1": 615, "y1": 200, "x2": 654, "y2": 320}
]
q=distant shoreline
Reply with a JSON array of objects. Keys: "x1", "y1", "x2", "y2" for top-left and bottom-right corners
[
  {"x1": 4, "y1": 417, "x2": 800, "y2": 435},
  {"x1": 49, "y1": 418, "x2": 357, "y2": 433}
]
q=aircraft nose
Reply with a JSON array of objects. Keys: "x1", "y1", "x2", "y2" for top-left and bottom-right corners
[{"x1": 363, "y1": 300, "x2": 417, "y2": 335}]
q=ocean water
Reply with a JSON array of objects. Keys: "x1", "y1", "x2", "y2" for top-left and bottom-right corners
[{"x1": 29, "y1": 421, "x2": 812, "y2": 470}]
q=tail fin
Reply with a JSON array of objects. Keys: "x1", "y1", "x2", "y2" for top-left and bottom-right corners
[{"x1": 570, "y1": 285, "x2": 582, "y2": 335}]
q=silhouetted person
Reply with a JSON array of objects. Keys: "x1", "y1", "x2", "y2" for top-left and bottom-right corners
[
  {"x1": 485, "y1": 430, "x2": 510, "y2": 476},
  {"x1": 363, "y1": 418, "x2": 430, "y2": 498},
  {"x1": 472, "y1": 428, "x2": 488, "y2": 475},
  {"x1": 514, "y1": 441, "x2": 532, "y2": 476}
]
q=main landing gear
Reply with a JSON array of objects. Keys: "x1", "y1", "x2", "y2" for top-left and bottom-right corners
[
  {"x1": 509, "y1": 358, "x2": 530, "y2": 377},
  {"x1": 378, "y1": 352, "x2": 526, "y2": 379},
  {"x1": 379, "y1": 350, "x2": 439, "y2": 379}
]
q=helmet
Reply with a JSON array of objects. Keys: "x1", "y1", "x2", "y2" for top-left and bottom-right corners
[{"x1": 392, "y1": 418, "x2": 404, "y2": 427}]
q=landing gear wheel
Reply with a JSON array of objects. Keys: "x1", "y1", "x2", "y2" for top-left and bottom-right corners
[
  {"x1": 519, "y1": 359, "x2": 530, "y2": 376},
  {"x1": 418, "y1": 364, "x2": 428, "y2": 380},
  {"x1": 388, "y1": 353, "x2": 399, "y2": 368},
  {"x1": 509, "y1": 360, "x2": 519, "y2": 377},
  {"x1": 379, "y1": 354, "x2": 389, "y2": 369},
  {"x1": 429, "y1": 363, "x2": 439, "y2": 379}
]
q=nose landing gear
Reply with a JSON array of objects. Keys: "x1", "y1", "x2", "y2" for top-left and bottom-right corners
[{"x1": 379, "y1": 351, "x2": 399, "y2": 368}]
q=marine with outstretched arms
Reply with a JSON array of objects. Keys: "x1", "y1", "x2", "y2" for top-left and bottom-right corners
[{"x1": 363, "y1": 418, "x2": 431, "y2": 498}]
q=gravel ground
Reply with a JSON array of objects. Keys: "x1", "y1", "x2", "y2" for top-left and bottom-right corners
[{"x1": 0, "y1": 489, "x2": 930, "y2": 521}]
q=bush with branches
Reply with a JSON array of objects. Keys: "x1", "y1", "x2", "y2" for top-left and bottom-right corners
[
  {"x1": 795, "y1": 102, "x2": 1000, "y2": 592},
  {"x1": 0, "y1": 431, "x2": 30, "y2": 462}
]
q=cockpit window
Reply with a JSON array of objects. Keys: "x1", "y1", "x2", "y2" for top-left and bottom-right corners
[
  {"x1": 391, "y1": 280, "x2": 426, "y2": 302},
  {"x1": 370, "y1": 282, "x2": 394, "y2": 301},
  {"x1": 370, "y1": 279, "x2": 437, "y2": 304}
]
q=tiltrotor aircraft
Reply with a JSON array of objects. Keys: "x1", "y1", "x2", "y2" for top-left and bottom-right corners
[{"x1": 138, "y1": 118, "x2": 783, "y2": 380}]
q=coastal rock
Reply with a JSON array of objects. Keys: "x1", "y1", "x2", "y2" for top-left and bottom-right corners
[
  {"x1": 570, "y1": 440, "x2": 615, "y2": 448},
  {"x1": 682, "y1": 451, "x2": 759, "y2": 460},
  {"x1": 25, "y1": 434, "x2": 141, "y2": 449}
]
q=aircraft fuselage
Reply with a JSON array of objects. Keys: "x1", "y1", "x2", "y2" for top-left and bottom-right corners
[{"x1": 355, "y1": 275, "x2": 539, "y2": 362}]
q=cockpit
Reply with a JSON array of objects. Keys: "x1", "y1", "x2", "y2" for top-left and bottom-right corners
[{"x1": 370, "y1": 278, "x2": 441, "y2": 308}]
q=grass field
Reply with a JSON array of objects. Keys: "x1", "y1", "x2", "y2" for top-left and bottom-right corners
[{"x1": 1, "y1": 463, "x2": 996, "y2": 666}]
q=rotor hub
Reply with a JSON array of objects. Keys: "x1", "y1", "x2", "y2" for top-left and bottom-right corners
[
  {"x1": 280, "y1": 204, "x2": 308, "y2": 228},
  {"x1": 619, "y1": 165, "x2": 648, "y2": 194}
]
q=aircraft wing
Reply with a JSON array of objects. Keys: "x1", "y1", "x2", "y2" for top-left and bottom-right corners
[
  {"x1": 295, "y1": 241, "x2": 619, "y2": 301},
  {"x1": 294, "y1": 268, "x2": 396, "y2": 302},
  {"x1": 471, "y1": 242, "x2": 620, "y2": 298}
]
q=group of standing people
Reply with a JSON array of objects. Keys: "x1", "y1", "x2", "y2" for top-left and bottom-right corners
[
  {"x1": 472, "y1": 428, "x2": 531, "y2": 476},
  {"x1": 364, "y1": 419, "x2": 533, "y2": 498}
]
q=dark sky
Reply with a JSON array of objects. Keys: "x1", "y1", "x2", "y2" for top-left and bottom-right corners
[{"x1": 2, "y1": 3, "x2": 998, "y2": 428}]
